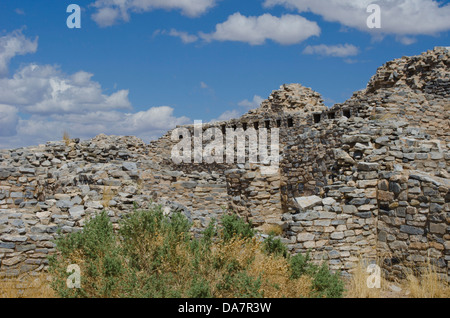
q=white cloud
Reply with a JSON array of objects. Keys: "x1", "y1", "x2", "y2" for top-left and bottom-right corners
[
  {"x1": 343, "y1": 58, "x2": 359, "y2": 64},
  {"x1": 0, "y1": 104, "x2": 19, "y2": 137},
  {"x1": 303, "y1": 44, "x2": 359, "y2": 57},
  {"x1": 199, "y1": 12, "x2": 320, "y2": 45},
  {"x1": 209, "y1": 109, "x2": 242, "y2": 123},
  {"x1": 168, "y1": 29, "x2": 199, "y2": 43},
  {"x1": 0, "y1": 64, "x2": 132, "y2": 114},
  {"x1": 0, "y1": 30, "x2": 191, "y2": 148},
  {"x1": 395, "y1": 36, "x2": 417, "y2": 45},
  {"x1": 200, "y1": 81, "x2": 209, "y2": 89},
  {"x1": 263, "y1": 0, "x2": 450, "y2": 36},
  {"x1": 91, "y1": 0, "x2": 217, "y2": 26},
  {"x1": 92, "y1": 6, "x2": 123, "y2": 27},
  {"x1": 238, "y1": 95, "x2": 264, "y2": 109},
  {"x1": 0, "y1": 29, "x2": 38, "y2": 77}
]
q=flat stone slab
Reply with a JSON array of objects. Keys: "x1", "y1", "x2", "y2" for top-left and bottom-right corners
[
  {"x1": 294, "y1": 195, "x2": 322, "y2": 211},
  {"x1": 409, "y1": 170, "x2": 450, "y2": 188}
]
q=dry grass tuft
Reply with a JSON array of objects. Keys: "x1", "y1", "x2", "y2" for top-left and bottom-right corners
[
  {"x1": 262, "y1": 224, "x2": 284, "y2": 236},
  {"x1": 0, "y1": 273, "x2": 56, "y2": 298},
  {"x1": 403, "y1": 261, "x2": 450, "y2": 298},
  {"x1": 62, "y1": 131, "x2": 71, "y2": 146},
  {"x1": 102, "y1": 186, "x2": 115, "y2": 208},
  {"x1": 345, "y1": 257, "x2": 387, "y2": 298},
  {"x1": 345, "y1": 255, "x2": 450, "y2": 298}
]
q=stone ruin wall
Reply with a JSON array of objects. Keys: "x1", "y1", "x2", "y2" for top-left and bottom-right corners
[{"x1": 0, "y1": 47, "x2": 449, "y2": 281}]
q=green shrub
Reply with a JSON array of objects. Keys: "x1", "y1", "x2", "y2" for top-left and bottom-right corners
[
  {"x1": 311, "y1": 263, "x2": 345, "y2": 298},
  {"x1": 263, "y1": 234, "x2": 288, "y2": 258},
  {"x1": 48, "y1": 211, "x2": 125, "y2": 298},
  {"x1": 290, "y1": 251, "x2": 317, "y2": 279},
  {"x1": 188, "y1": 278, "x2": 212, "y2": 298},
  {"x1": 48, "y1": 207, "x2": 344, "y2": 298},
  {"x1": 289, "y1": 251, "x2": 344, "y2": 298},
  {"x1": 220, "y1": 214, "x2": 255, "y2": 242}
]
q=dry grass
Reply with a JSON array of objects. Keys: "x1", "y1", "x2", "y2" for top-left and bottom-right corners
[
  {"x1": 345, "y1": 257, "x2": 387, "y2": 298},
  {"x1": 62, "y1": 131, "x2": 71, "y2": 146},
  {"x1": 403, "y1": 261, "x2": 450, "y2": 298},
  {"x1": 262, "y1": 224, "x2": 284, "y2": 236},
  {"x1": 125, "y1": 235, "x2": 312, "y2": 298},
  {"x1": 0, "y1": 273, "x2": 56, "y2": 298},
  {"x1": 345, "y1": 256, "x2": 450, "y2": 298},
  {"x1": 102, "y1": 186, "x2": 115, "y2": 208},
  {"x1": 208, "y1": 238, "x2": 311, "y2": 298}
]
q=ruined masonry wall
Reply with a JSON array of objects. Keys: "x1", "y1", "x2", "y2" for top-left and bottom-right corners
[{"x1": 1, "y1": 48, "x2": 449, "y2": 281}]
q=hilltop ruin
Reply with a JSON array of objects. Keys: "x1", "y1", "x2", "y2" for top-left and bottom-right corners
[{"x1": 1, "y1": 47, "x2": 449, "y2": 281}]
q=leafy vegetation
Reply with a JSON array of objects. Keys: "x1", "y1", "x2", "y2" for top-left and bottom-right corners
[{"x1": 48, "y1": 206, "x2": 345, "y2": 298}]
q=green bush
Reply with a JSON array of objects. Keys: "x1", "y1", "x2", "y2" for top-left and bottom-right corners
[
  {"x1": 48, "y1": 207, "x2": 344, "y2": 298},
  {"x1": 263, "y1": 234, "x2": 288, "y2": 258},
  {"x1": 290, "y1": 251, "x2": 317, "y2": 279},
  {"x1": 310, "y1": 263, "x2": 345, "y2": 298},
  {"x1": 48, "y1": 211, "x2": 124, "y2": 298},
  {"x1": 289, "y1": 251, "x2": 345, "y2": 298},
  {"x1": 220, "y1": 214, "x2": 255, "y2": 242}
]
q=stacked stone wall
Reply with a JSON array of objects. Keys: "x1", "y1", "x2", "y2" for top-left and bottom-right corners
[{"x1": 1, "y1": 48, "x2": 449, "y2": 281}]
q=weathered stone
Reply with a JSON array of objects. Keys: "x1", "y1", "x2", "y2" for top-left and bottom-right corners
[
  {"x1": 430, "y1": 223, "x2": 446, "y2": 235},
  {"x1": 56, "y1": 200, "x2": 74, "y2": 209},
  {"x1": 330, "y1": 232, "x2": 345, "y2": 240},
  {"x1": 19, "y1": 167, "x2": 35, "y2": 174},
  {"x1": 2, "y1": 256, "x2": 24, "y2": 266},
  {"x1": 333, "y1": 149, "x2": 355, "y2": 164},
  {"x1": 342, "y1": 205, "x2": 358, "y2": 214},
  {"x1": 297, "y1": 232, "x2": 315, "y2": 242},
  {"x1": 0, "y1": 235, "x2": 27, "y2": 242},
  {"x1": 122, "y1": 162, "x2": 137, "y2": 171},
  {"x1": 322, "y1": 197, "x2": 336, "y2": 206},
  {"x1": 357, "y1": 162, "x2": 379, "y2": 171},
  {"x1": 69, "y1": 206, "x2": 85, "y2": 218},
  {"x1": 294, "y1": 195, "x2": 322, "y2": 211},
  {"x1": 400, "y1": 225, "x2": 424, "y2": 235},
  {"x1": 293, "y1": 211, "x2": 319, "y2": 221}
]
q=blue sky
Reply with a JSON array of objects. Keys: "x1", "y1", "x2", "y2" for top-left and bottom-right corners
[{"x1": 0, "y1": 0, "x2": 449, "y2": 148}]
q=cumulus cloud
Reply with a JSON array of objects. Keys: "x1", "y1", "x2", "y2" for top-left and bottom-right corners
[
  {"x1": 263, "y1": 0, "x2": 450, "y2": 36},
  {"x1": 91, "y1": 0, "x2": 217, "y2": 26},
  {"x1": 0, "y1": 104, "x2": 19, "y2": 137},
  {"x1": 199, "y1": 12, "x2": 320, "y2": 45},
  {"x1": 0, "y1": 31, "x2": 191, "y2": 149},
  {"x1": 0, "y1": 106, "x2": 191, "y2": 149},
  {"x1": 238, "y1": 95, "x2": 264, "y2": 109},
  {"x1": 303, "y1": 44, "x2": 359, "y2": 57},
  {"x1": 0, "y1": 64, "x2": 132, "y2": 114},
  {"x1": 0, "y1": 29, "x2": 38, "y2": 77}
]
